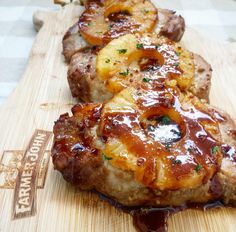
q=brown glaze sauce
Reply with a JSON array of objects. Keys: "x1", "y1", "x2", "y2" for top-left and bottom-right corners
[
  {"x1": 78, "y1": 0, "x2": 157, "y2": 45},
  {"x1": 103, "y1": 37, "x2": 191, "y2": 97},
  {"x1": 132, "y1": 201, "x2": 225, "y2": 232},
  {"x1": 132, "y1": 208, "x2": 174, "y2": 232},
  {"x1": 53, "y1": 89, "x2": 235, "y2": 231},
  {"x1": 104, "y1": 10, "x2": 140, "y2": 41},
  {"x1": 79, "y1": 2, "x2": 142, "y2": 44},
  {"x1": 134, "y1": 43, "x2": 182, "y2": 82},
  {"x1": 96, "y1": 86, "x2": 234, "y2": 231},
  {"x1": 53, "y1": 104, "x2": 103, "y2": 159},
  {"x1": 101, "y1": 86, "x2": 221, "y2": 189},
  {"x1": 96, "y1": 191, "x2": 226, "y2": 232}
]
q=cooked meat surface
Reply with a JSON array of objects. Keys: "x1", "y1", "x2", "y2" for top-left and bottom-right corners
[
  {"x1": 156, "y1": 8, "x2": 185, "y2": 42},
  {"x1": 67, "y1": 46, "x2": 113, "y2": 102},
  {"x1": 62, "y1": 22, "x2": 88, "y2": 63},
  {"x1": 63, "y1": 1, "x2": 185, "y2": 62},
  {"x1": 67, "y1": 34, "x2": 212, "y2": 103},
  {"x1": 191, "y1": 54, "x2": 212, "y2": 101},
  {"x1": 52, "y1": 84, "x2": 236, "y2": 206}
]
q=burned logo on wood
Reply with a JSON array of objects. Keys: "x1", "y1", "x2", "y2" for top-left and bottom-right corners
[{"x1": 0, "y1": 129, "x2": 52, "y2": 219}]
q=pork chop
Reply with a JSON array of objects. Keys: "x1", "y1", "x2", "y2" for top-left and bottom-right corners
[
  {"x1": 52, "y1": 84, "x2": 236, "y2": 206},
  {"x1": 67, "y1": 45, "x2": 212, "y2": 103},
  {"x1": 63, "y1": 3, "x2": 185, "y2": 62}
]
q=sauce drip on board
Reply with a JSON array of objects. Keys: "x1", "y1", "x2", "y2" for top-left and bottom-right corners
[
  {"x1": 52, "y1": 84, "x2": 236, "y2": 232},
  {"x1": 132, "y1": 201, "x2": 225, "y2": 232},
  {"x1": 96, "y1": 191, "x2": 226, "y2": 232},
  {"x1": 132, "y1": 208, "x2": 173, "y2": 232},
  {"x1": 66, "y1": 85, "x2": 235, "y2": 231}
]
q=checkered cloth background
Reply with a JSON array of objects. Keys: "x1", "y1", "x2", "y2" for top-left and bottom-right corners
[{"x1": 0, "y1": 0, "x2": 235, "y2": 106}]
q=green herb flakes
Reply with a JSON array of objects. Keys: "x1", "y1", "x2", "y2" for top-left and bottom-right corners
[
  {"x1": 195, "y1": 164, "x2": 202, "y2": 173},
  {"x1": 174, "y1": 159, "x2": 182, "y2": 164},
  {"x1": 171, "y1": 158, "x2": 182, "y2": 165},
  {"x1": 108, "y1": 24, "x2": 113, "y2": 30},
  {"x1": 142, "y1": 77, "x2": 151, "y2": 82},
  {"x1": 187, "y1": 147, "x2": 194, "y2": 153},
  {"x1": 136, "y1": 43, "x2": 143, "y2": 49},
  {"x1": 119, "y1": 69, "x2": 129, "y2": 76},
  {"x1": 117, "y1": 49, "x2": 127, "y2": 54},
  {"x1": 148, "y1": 125, "x2": 155, "y2": 132},
  {"x1": 160, "y1": 115, "x2": 171, "y2": 125},
  {"x1": 211, "y1": 146, "x2": 219, "y2": 154},
  {"x1": 166, "y1": 144, "x2": 172, "y2": 149},
  {"x1": 175, "y1": 51, "x2": 181, "y2": 56},
  {"x1": 102, "y1": 154, "x2": 112, "y2": 161},
  {"x1": 142, "y1": 9, "x2": 150, "y2": 14}
]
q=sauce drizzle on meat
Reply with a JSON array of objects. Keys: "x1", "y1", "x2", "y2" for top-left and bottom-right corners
[{"x1": 100, "y1": 85, "x2": 221, "y2": 189}]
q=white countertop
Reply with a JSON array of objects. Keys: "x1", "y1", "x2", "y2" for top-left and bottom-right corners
[{"x1": 0, "y1": 0, "x2": 235, "y2": 106}]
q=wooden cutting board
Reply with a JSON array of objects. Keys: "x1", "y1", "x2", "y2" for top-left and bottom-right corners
[{"x1": 0, "y1": 2, "x2": 236, "y2": 232}]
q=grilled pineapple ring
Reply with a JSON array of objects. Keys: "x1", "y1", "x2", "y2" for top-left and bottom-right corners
[
  {"x1": 78, "y1": 0, "x2": 157, "y2": 45},
  {"x1": 96, "y1": 33, "x2": 195, "y2": 94},
  {"x1": 99, "y1": 85, "x2": 221, "y2": 190}
]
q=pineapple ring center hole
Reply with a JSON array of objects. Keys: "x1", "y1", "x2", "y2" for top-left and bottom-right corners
[
  {"x1": 138, "y1": 57, "x2": 162, "y2": 72},
  {"x1": 137, "y1": 48, "x2": 165, "y2": 72},
  {"x1": 147, "y1": 115, "x2": 182, "y2": 144},
  {"x1": 104, "y1": 4, "x2": 132, "y2": 23},
  {"x1": 107, "y1": 10, "x2": 131, "y2": 22},
  {"x1": 141, "y1": 111, "x2": 186, "y2": 145}
]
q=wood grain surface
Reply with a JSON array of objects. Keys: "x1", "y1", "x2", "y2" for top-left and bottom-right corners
[{"x1": 0, "y1": 2, "x2": 236, "y2": 232}]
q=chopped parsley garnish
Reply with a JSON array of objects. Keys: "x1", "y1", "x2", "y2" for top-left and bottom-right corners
[
  {"x1": 117, "y1": 49, "x2": 127, "y2": 54},
  {"x1": 174, "y1": 159, "x2": 182, "y2": 164},
  {"x1": 172, "y1": 130, "x2": 181, "y2": 136},
  {"x1": 160, "y1": 115, "x2": 171, "y2": 125},
  {"x1": 195, "y1": 164, "x2": 202, "y2": 173},
  {"x1": 143, "y1": 77, "x2": 151, "y2": 82},
  {"x1": 119, "y1": 69, "x2": 129, "y2": 76},
  {"x1": 187, "y1": 147, "x2": 194, "y2": 153},
  {"x1": 211, "y1": 146, "x2": 219, "y2": 154},
  {"x1": 136, "y1": 43, "x2": 143, "y2": 49},
  {"x1": 165, "y1": 144, "x2": 172, "y2": 149},
  {"x1": 105, "y1": 58, "x2": 110, "y2": 63},
  {"x1": 155, "y1": 44, "x2": 161, "y2": 49},
  {"x1": 122, "y1": 10, "x2": 130, "y2": 15},
  {"x1": 108, "y1": 24, "x2": 113, "y2": 30},
  {"x1": 142, "y1": 9, "x2": 150, "y2": 14},
  {"x1": 102, "y1": 154, "x2": 112, "y2": 161},
  {"x1": 173, "y1": 62, "x2": 180, "y2": 67},
  {"x1": 171, "y1": 158, "x2": 182, "y2": 165},
  {"x1": 96, "y1": 31, "x2": 103, "y2": 34},
  {"x1": 175, "y1": 51, "x2": 181, "y2": 56},
  {"x1": 148, "y1": 125, "x2": 155, "y2": 132},
  {"x1": 87, "y1": 22, "x2": 92, "y2": 27}
]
